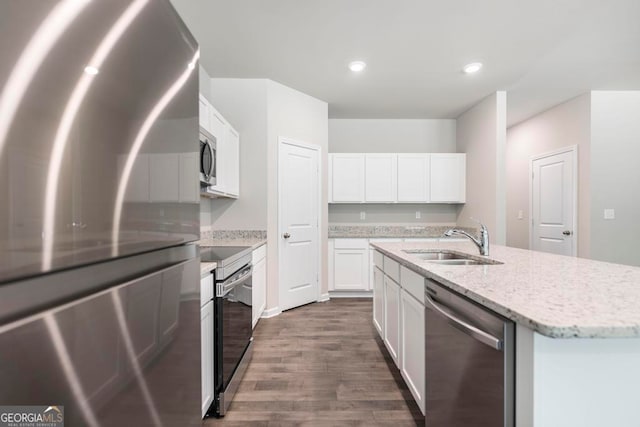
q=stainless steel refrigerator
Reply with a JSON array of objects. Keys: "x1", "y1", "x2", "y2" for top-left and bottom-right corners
[{"x1": 0, "y1": 1, "x2": 202, "y2": 425}]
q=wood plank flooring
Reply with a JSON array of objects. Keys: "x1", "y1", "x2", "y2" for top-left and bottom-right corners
[{"x1": 205, "y1": 298, "x2": 423, "y2": 427}]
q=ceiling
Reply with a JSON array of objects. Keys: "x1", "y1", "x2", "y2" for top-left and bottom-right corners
[{"x1": 171, "y1": 0, "x2": 640, "y2": 126}]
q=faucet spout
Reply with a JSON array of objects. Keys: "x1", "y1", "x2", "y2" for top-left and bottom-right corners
[{"x1": 443, "y1": 220, "x2": 490, "y2": 256}]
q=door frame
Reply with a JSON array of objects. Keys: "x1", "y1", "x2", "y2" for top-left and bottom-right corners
[
  {"x1": 277, "y1": 136, "x2": 323, "y2": 309},
  {"x1": 529, "y1": 145, "x2": 578, "y2": 256}
]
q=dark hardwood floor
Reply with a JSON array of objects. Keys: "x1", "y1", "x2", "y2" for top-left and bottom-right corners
[{"x1": 205, "y1": 298, "x2": 423, "y2": 427}]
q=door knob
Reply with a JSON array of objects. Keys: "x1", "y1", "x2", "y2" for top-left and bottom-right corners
[
  {"x1": 283, "y1": 232, "x2": 291, "y2": 239},
  {"x1": 562, "y1": 230, "x2": 572, "y2": 236}
]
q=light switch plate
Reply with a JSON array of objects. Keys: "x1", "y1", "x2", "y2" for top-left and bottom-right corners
[
  {"x1": 360, "y1": 211, "x2": 366, "y2": 220},
  {"x1": 604, "y1": 209, "x2": 615, "y2": 220},
  {"x1": 415, "y1": 211, "x2": 421, "y2": 219},
  {"x1": 517, "y1": 210, "x2": 524, "y2": 220}
]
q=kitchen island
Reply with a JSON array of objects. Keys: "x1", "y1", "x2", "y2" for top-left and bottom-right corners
[{"x1": 371, "y1": 241, "x2": 640, "y2": 427}]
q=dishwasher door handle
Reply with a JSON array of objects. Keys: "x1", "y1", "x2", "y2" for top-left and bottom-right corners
[{"x1": 425, "y1": 293, "x2": 503, "y2": 350}]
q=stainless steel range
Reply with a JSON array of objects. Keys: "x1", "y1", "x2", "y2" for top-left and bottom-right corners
[{"x1": 201, "y1": 246, "x2": 254, "y2": 417}]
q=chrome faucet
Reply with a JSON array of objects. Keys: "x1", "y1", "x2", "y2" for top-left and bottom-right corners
[{"x1": 443, "y1": 218, "x2": 490, "y2": 256}]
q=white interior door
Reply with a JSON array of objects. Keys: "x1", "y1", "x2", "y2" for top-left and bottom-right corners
[
  {"x1": 279, "y1": 139, "x2": 320, "y2": 311},
  {"x1": 531, "y1": 148, "x2": 576, "y2": 256}
]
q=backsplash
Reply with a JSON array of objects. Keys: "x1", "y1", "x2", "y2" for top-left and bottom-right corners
[
  {"x1": 329, "y1": 224, "x2": 476, "y2": 238},
  {"x1": 200, "y1": 229, "x2": 267, "y2": 241}
]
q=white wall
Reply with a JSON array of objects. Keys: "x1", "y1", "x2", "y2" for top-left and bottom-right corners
[
  {"x1": 329, "y1": 119, "x2": 456, "y2": 153},
  {"x1": 456, "y1": 92, "x2": 507, "y2": 244},
  {"x1": 590, "y1": 91, "x2": 640, "y2": 266},
  {"x1": 506, "y1": 94, "x2": 591, "y2": 255},
  {"x1": 328, "y1": 118, "x2": 459, "y2": 224},
  {"x1": 266, "y1": 80, "x2": 329, "y2": 307},
  {"x1": 208, "y1": 79, "x2": 269, "y2": 231}
]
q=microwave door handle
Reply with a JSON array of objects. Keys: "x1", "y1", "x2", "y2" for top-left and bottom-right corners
[{"x1": 424, "y1": 293, "x2": 503, "y2": 350}]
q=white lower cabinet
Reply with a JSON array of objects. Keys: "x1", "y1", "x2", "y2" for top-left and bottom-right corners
[
  {"x1": 329, "y1": 239, "x2": 370, "y2": 292},
  {"x1": 373, "y1": 266, "x2": 384, "y2": 337},
  {"x1": 200, "y1": 301, "x2": 213, "y2": 417},
  {"x1": 252, "y1": 244, "x2": 267, "y2": 328},
  {"x1": 384, "y1": 275, "x2": 401, "y2": 367},
  {"x1": 400, "y1": 288, "x2": 426, "y2": 415}
]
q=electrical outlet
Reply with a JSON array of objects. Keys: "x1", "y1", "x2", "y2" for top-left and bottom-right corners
[
  {"x1": 415, "y1": 211, "x2": 421, "y2": 219},
  {"x1": 604, "y1": 209, "x2": 615, "y2": 220},
  {"x1": 517, "y1": 210, "x2": 523, "y2": 220},
  {"x1": 360, "y1": 211, "x2": 366, "y2": 220}
]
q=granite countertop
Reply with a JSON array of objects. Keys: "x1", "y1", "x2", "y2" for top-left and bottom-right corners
[
  {"x1": 200, "y1": 262, "x2": 217, "y2": 278},
  {"x1": 371, "y1": 241, "x2": 640, "y2": 339},
  {"x1": 329, "y1": 224, "x2": 476, "y2": 239}
]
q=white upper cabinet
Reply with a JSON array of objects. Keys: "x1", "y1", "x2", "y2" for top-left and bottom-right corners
[
  {"x1": 329, "y1": 154, "x2": 365, "y2": 202},
  {"x1": 198, "y1": 94, "x2": 211, "y2": 134},
  {"x1": 329, "y1": 152, "x2": 465, "y2": 204},
  {"x1": 430, "y1": 153, "x2": 466, "y2": 203},
  {"x1": 365, "y1": 154, "x2": 397, "y2": 202},
  {"x1": 204, "y1": 102, "x2": 239, "y2": 199},
  {"x1": 397, "y1": 154, "x2": 430, "y2": 202},
  {"x1": 226, "y1": 126, "x2": 240, "y2": 197}
]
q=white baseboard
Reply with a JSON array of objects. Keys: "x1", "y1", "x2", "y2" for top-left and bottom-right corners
[
  {"x1": 261, "y1": 307, "x2": 282, "y2": 318},
  {"x1": 317, "y1": 293, "x2": 330, "y2": 302},
  {"x1": 329, "y1": 290, "x2": 373, "y2": 298}
]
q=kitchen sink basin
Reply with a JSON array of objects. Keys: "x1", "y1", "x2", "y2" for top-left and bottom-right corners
[{"x1": 402, "y1": 250, "x2": 503, "y2": 265}]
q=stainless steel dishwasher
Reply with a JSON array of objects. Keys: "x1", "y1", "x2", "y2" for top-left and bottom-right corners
[{"x1": 424, "y1": 278, "x2": 514, "y2": 427}]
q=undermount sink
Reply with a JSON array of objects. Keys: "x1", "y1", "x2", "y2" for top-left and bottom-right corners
[{"x1": 402, "y1": 250, "x2": 503, "y2": 266}]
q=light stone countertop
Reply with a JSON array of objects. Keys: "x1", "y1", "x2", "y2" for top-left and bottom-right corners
[
  {"x1": 371, "y1": 241, "x2": 640, "y2": 339},
  {"x1": 200, "y1": 262, "x2": 217, "y2": 278}
]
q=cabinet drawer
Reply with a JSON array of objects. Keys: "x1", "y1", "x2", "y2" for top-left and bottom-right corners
[
  {"x1": 200, "y1": 274, "x2": 213, "y2": 307},
  {"x1": 383, "y1": 256, "x2": 400, "y2": 283},
  {"x1": 333, "y1": 238, "x2": 369, "y2": 249},
  {"x1": 373, "y1": 250, "x2": 384, "y2": 268},
  {"x1": 400, "y1": 266, "x2": 424, "y2": 304},
  {"x1": 252, "y1": 244, "x2": 267, "y2": 263}
]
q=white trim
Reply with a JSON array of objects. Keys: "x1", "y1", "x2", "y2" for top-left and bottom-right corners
[
  {"x1": 329, "y1": 291, "x2": 373, "y2": 298},
  {"x1": 317, "y1": 293, "x2": 330, "y2": 302},
  {"x1": 277, "y1": 137, "x2": 323, "y2": 311},
  {"x1": 529, "y1": 145, "x2": 578, "y2": 256},
  {"x1": 261, "y1": 307, "x2": 282, "y2": 318}
]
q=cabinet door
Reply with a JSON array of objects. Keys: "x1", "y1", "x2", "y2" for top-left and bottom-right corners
[
  {"x1": 384, "y1": 276, "x2": 401, "y2": 367},
  {"x1": 200, "y1": 301, "x2": 214, "y2": 418},
  {"x1": 149, "y1": 153, "x2": 180, "y2": 202},
  {"x1": 226, "y1": 126, "x2": 240, "y2": 198},
  {"x1": 373, "y1": 266, "x2": 384, "y2": 337},
  {"x1": 401, "y1": 289, "x2": 426, "y2": 415},
  {"x1": 397, "y1": 154, "x2": 429, "y2": 202},
  {"x1": 198, "y1": 94, "x2": 210, "y2": 133},
  {"x1": 329, "y1": 154, "x2": 365, "y2": 202},
  {"x1": 252, "y1": 257, "x2": 266, "y2": 328},
  {"x1": 365, "y1": 154, "x2": 397, "y2": 202},
  {"x1": 333, "y1": 248, "x2": 369, "y2": 291},
  {"x1": 209, "y1": 110, "x2": 227, "y2": 194},
  {"x1": 430, "y1": 153, "x2": 466, "y2": 203}
]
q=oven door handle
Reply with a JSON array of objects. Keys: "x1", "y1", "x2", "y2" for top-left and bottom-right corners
[{"x1": 217, "y1": 266, "x2": 252, "y2": 297}]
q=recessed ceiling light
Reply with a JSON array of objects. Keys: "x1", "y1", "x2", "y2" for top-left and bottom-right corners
[
  {"x1": 463, "y1": 62, "x2": 482, "y2": 74},
  {"x1": 84, "y1": 65, "x2": 99, "y2": 75},
  {"x1": 348, "y1": 61, "x2": 367, "y2": 72}
]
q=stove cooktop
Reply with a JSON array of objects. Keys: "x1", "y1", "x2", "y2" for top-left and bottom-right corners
[{"x1": 200, "y1": 246, "x2": 252, "y2": 263}]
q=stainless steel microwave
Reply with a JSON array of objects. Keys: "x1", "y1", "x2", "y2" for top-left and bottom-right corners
[{"x1": 200, "y1": 129, "x2": 217, "y2": 186}]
